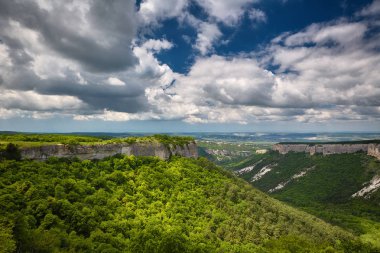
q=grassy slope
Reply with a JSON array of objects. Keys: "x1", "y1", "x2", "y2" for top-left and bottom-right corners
[
  {"x1": 0, "y1": 156, "x2": 369, "y2": 252},
  {"x1": 227, "y1": 152, "x2": 380, "y2": 248}
]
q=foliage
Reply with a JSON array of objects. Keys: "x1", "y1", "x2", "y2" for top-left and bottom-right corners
[
  {"x1": 0, "y1": 133, "x2": 195, "y2": 149},
  {"x1": 0, "y1": 155, "x2": 367, "y2": 252},
  {"x1": 196, "y1": 140, "x2": 271, "y2": 167},
  {"x1": 227, "y1": 151, "x2": 380, "y2": 250},
  {"x1": 0, "y1": 143, "x2": 21, "y2": 161}
]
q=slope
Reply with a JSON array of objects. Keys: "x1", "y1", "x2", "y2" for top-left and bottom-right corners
[
  {"x1": 0, "y1": 155, "x2": 372, "y2": 252},
  {"x1": 229, "y1": 151, "x2": 380, "y2": 248}
]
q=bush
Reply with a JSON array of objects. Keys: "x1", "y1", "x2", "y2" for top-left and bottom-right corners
[{"x1": 2, "y1": 143, "x2": 21, "y2": 161}]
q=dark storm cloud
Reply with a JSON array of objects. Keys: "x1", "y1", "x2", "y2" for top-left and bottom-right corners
[
  {"x1": 0, "y1": 0, "x2": 137, "y2": 72},
  {"x1": 1, "y1": 67, "x2": 150, "y2": 113},
  {"x1": 0, "y1": 0, "x2": 152, "y2": 115}
]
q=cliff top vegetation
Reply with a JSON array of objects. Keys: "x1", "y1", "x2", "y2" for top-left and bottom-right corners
[{"x1": 0, "y1": 133, "x2": 195, "y2": 149}]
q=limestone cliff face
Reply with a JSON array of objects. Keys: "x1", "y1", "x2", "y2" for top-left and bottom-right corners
[
  {"x1": 273, "y1": 143, "x2": 379, "y2": 160},
  {"x1": 20, "y1": 142, "x2": 198, "y2": 160},
  {"x1": 368, "y1": 144, "x2": 380, "y2": 160}
]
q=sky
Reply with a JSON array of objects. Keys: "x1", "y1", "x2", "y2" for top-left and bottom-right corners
[{"x1": 0, "y1": 0, "x2": 380, "y2": 133}]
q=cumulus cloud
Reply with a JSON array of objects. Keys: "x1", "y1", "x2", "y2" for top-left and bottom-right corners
[
  {"x1": 0, "y1": 0, "x2": 137, "y2": 72},
  {"x1": 139, "y1": 0, "x2": 265, "y2": 56},
  {"x1": 194, "y1": 0, "x2": 259, "y2": 25},
  {"x1": 0, "y1": 89, "x2": 85, "y2": 112},
  {"x1": 268, "y1": 20, "x2": 380, "y2": 110},
  {"x1": 0, "y1": 0, "x2": 379, "y2": 128},
  {"x1": 145, "y1": 15, "x2": 380, "y2": 124},
  {"x1": 0, "y1": 1, "x2": 174, "y2": 119},
  {"x1": 138, "y1": 0, "x2": 188, "y2": 25},
  {"x1": 195, "y1": 23, "x2": 222, "y2": 55},
  {"x1": 141, "y1": 39, "x2": 173, "y2": 51}
]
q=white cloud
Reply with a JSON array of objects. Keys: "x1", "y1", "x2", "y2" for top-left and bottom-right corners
[
  {"x1": 0, "y1": 0, "x2": 379, "y2": 128},
  {"x1": 0, "y1": 89, "x2": 85, "y2": 111},
  {"x1": 358, "y1": 0, "x2": 380, "y2": 16},
  {"x1": 195, "y1": 23, "x2": 222, "y2": 55},
  {"x1": 138, "y1": 0, "x2": 188, "y2": 25},
  {"x1": 74, "y1": 109, "x2": 157, "y2": 121},
  {"x1": 248, "y1": 9, "x2": 267, "y2": 23},
  {"x1": 107, "y1": 77, "x2": 125, "y2": 86},
  {"x1": 141, "y1": 39, "x2": 173, "y2": 52},
  {"x1": 132, "y1": 41, "x2": 176, "y2": 85},
  {"x1": 195, "y1": 0, "x2": 259, "y2": 25},
  {"x1": 144, "y1": 17, "x2": 380, "y2": 124}
]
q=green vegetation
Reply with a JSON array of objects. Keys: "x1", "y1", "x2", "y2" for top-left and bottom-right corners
[
  {"x1": 197, "y1": 141, "x2": 271, "y2": 168},
  {"x1": 0, "y1": 155, "x2": 371, "y2": 252},
  {"x1": 0, "y1": 133, "x2": 195, "y2": 150},
  {"x1": 226, "y1": 151, "x2": 380, "y2": 250},
  {"x1": 1, "y1": 143, "x2": 21, "y2": 161}
]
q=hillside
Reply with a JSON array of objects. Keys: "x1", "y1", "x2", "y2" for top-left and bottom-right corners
[
  {"x1": 227, "y1": 151, "x2": 380, "y2": 248},
  {"x1": 0, "y1": 155, "x2": 372, "y2": 252}
]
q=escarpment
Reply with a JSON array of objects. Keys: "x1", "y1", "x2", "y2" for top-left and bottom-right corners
[
  {"x1": 20, "y1": 142, "x2": 198, "y2": 160},
  {"x1": 273, "y1": 142, "x2": 380, "y2": 160},
  {"x1": 368, "y1": 143, "x2": 380, "y2": 160}
]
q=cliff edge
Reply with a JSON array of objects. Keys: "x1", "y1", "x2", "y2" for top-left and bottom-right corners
[
  {"x1": 20, "y1": 141, "x2": 198, "y2": 160},
  {"x1": 273, "y1": 142, "x2": 380, "y2": 160}
]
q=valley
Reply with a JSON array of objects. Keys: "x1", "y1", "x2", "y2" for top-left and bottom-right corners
[
  {"x1": 1, "y1": 132, "x2": 380, "y2": 252},
  {"x1": 198, "y1": 136, "x2": 380, "y2": 249}
]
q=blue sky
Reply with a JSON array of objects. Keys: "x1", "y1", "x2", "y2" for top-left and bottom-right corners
[{"x1": 0, "y1": 0, "x2": 379, "y2": 132}]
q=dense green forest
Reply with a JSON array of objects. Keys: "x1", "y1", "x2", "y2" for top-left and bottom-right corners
[
  {"x1": 225, "y1": 151, "x2": 380, "y2": 249},
  {"x1": 0, "y1": 154, "x2": 374, "y2": 252}
]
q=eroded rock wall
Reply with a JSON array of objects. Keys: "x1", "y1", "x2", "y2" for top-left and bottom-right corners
[
  {"x1": 20, "y1": 142, "x2": 198, "y2": 160},
  {"x1": 273, "y1": 143, "x2": 380, "y2": 160},
  {"x1": 368, "y1": 144, "x2": 380, "y2": 160}
]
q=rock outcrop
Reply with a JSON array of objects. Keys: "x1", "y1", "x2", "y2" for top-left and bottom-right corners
[
  {"x1": 273, "y1": 143, "x2": 380, "y2": 160},
  {"x1": 368, "y1": 144, "x2": 380, "y2": 160},
  {"x1": 20, "y1": 142, "x2": 198, "y2": 160}
]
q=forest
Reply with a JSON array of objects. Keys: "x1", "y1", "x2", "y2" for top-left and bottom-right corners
[
  {"x1": 0, "y1": 154, "x2": 375, "y2": 252},
  {"x1": 225, "y1": 151, "x2": 380, "y2": 249}
]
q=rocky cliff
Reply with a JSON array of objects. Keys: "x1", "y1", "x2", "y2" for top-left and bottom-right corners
[
  {"x1": 273, "y1": 143, "x2": 380, "y2": 160},
  {"x1": 20, "y1": 142, "x2": 198, "y2": 160},
  {"x1": 368, "y1": 144, "x2": 380, "y2": 160}
]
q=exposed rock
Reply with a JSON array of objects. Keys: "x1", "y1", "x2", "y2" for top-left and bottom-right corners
[
  {"x1": 272, "y1": 143, "x2": 380, "y2": 160},
  {"x1": 251, "y1": 164, "x2": 277, "y2": 182},
  {"x1": 268, "y1": 166, "x2": 315, "y2": 193},
  {"x1": 255, "y1": 149, "x2": 267, "y2": 154},
  {"x1": 352, "y1": 175, "x2": 380, "y2": 198},
  {"x1": 235, "y1": 159, "x2": 263, "y2": 175},
  {"x1": 20, "y1": 142, "x2": 198, "y2": 160},
  {"x1": 368, "y1": 144, "x2": 380, "y2": 160}
]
